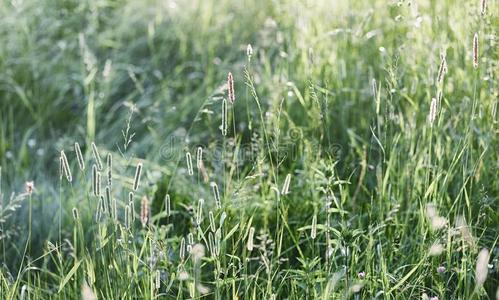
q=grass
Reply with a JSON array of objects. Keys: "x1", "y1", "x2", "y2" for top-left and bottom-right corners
[{"x1": 0, "y1": 0, "x2": 498, "y2": 299}]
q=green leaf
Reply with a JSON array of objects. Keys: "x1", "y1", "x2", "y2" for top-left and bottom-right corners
[
  {"x1": 223, "y1": 224, "x2": 240, "y2": 242},
  {"x1": 58, "y1": 260, "x2": 82, "y2": 293}
]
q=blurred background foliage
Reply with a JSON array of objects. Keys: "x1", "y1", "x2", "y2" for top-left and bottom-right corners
[{"x1": 0, "y1": 0, "x2": 497, "y2": 298}]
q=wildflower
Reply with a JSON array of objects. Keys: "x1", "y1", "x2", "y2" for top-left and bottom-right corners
[
  {"x1": 358, "y1": 271, "x2": 366, "y2": 279},
  {"x1": 437, "y1": 266, "x2": 446, "y2": 273},
  {"x1": 25, "y1": 181, "x2": 34, "y2": 195}
]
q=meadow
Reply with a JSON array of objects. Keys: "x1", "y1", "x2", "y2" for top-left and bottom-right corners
[{"x1": 0, "y1": 0, "x2": 498, "y2": 299}]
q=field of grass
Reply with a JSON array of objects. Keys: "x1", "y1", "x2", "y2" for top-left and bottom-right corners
[{"x1": 0, "y1": 0, "x2": 498, "y2": 299}]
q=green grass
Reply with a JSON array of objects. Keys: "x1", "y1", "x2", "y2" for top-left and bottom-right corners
[{"x1": 0, "y1": 0, "x2": 498, "y2": 299}]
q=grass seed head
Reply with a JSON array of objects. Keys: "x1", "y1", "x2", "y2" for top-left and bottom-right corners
[
  {"x1": 197, "y1": 284, "x2": 210, "y2": 295},
  {"x1": 133, "y1": 162, "x2": 143, "y2": 191},
  {"x1": 214, "y1": 228, "x2": 221, "y2": 256},
  {"x1": 196, "y1": 198, "x2": 204, "y2": 226},
  {"x1": 187, "y1": 232, "x2": 194, "y2": 246},
  {"x1": 227, "y1": 72, "x2": 235, "y2": 103},
  {"x1": 481, "y1": 0, "x2": 487, "y2": 16},
  {"x1": 59, "y1": 156, "x2": 64, "y2": 180},
  {"x1": 281, "y1": 173, "x2": 292, "y2": 195},
  {"x1": 431, "y1": 216, "x2": 447, "y2": 230},
  {"x1": 74, "y1": 142, "x2": 85, "y2": 171},
  {"x1": 455, "y1": 215, "x2": 476, "y2": 246},
  {"x1": 475, "y1": 248, "x2": 489, "y2": 287},
  {"x1": 155, "y1": 270, "x2": 161, "y2": 290},
  {"x1": 191, "y1": 243, "x2": 205, "y2": 262},
  {"x1": 72, "y1": 207, "x2": 79, "y2": 220},
  {"x1": 209, "y1": 211, "x2": 216, "y2": 232},
  {"x1": 180, "y1": 237, "x2": 186, "y2": 261},
  {"x1": 129, "y1": 193, "x2": 135, "y2": 222},
  {"x1": 140, "y1": 196, "x2": 149, "y2": 227},
  {"x1": 95, "y1": 196, "x2": 103, "y2": 221},
  {"x1": 81, "y1": 281, "x2": 97, "y2": 300},
  {"x1": 221, "y1": 98, "x2": 228, "y2": 136},
  {"x1": 91, "y1": 142, "x2": 103, "y2": 170},
  {"x1": 20, "y1": 285, "x2": 28, "y2": 300},
  {"x1": 125, "y1": 205, "x2": 131, "y2": 229},
  {"x1": 105, "y1": 186, "x2": 112, "y2": 213},
  {"x1": 165, "y1": 194, "x2": 171, "y2": 217},
  {"x1": 60, "y1": 150, "x2": 72, "y2": 182},
  {"x1": 311, "y1": 214, "x2": 317, "y2": 239},
  {"x1": 437, "y1": 53, "x2": 447, "y2": 83},
  {"x1": 101, "y1": 195, "x2": 108, "y2": 215},
  {"x1": 247, "y1": 44, "x2": 253, "y2": 59},
  {"x1": 208, "y1": 232, "x2": 216, "y2": 256},
  {"x1": 186, "y1": 152, "x2": 193, "y2": 176},
  {"x1": 429, "y1": 243, "x2": 444, "y2": 256},
  {"x1": 92, "y1": 165, "x2": 100, "y2": 197},
  {"x1": 428, "y1": 97, "x2": 438, "y2": 126},
  {"x1": 211, "y1": 182, "x2": 221, "y2": 209},
  {"x1": 473, "y1": 33, "x2": 479, "y2": 69},
  {"x1": 106, "y1": 153, "x2": 112, "y2": 186},
  {"x1": 247, "y1": 227, "x2": 255, "y2": 251},
  {"x1": 196, "y1": 147, "x2": 203, "y2": 169}
]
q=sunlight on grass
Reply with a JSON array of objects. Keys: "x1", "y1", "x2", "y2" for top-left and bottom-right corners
[{"x1": 0, "y1": 0, "x2": 497, "y2": 299}]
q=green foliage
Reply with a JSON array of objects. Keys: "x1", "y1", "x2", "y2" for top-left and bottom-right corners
[{"x1": 0, "y1": 0, "x2": 497, "y2": 299}]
